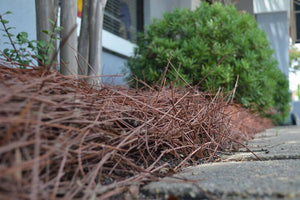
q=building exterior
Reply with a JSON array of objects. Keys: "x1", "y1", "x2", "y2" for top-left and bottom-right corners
[
  {"x1": 100, "y1": 0, "x2": 201, "y2": 84},
  {"x1": 0, "y1": 0, "x2": 292, "y2": 84},
  {"x1": 102, "y1": 0, "x2": 292, "y2": 83},
  {"x1": 0, "y1": 0, "x2": 201, "y2": 84},
  {"x1": 236, "y1": 0, "x2": 291, "y2": 77}
]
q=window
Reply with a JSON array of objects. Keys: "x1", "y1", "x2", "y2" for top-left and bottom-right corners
[
  {"x1": 294, "y1": 0, "x2": 300, "y2": 43},
  {"x1": 103, "y1": 0, "x2": 143, "y2": 43}
]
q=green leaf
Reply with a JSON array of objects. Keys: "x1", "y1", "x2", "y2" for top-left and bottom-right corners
[
  {"x1": 1, "y1": 19, "x2": 9, "y2": 24},
  {"x1": 42, "y1": 30, "x2": 50, "y2": 35},
  {"x1": 4, "y1": 11, "x2": 12, "y2": 15},
  {"x1": 16, "y1": 32, "x2": 29, "y2": 44},
  {"x1": 3, "y1": 48, "x2": 10, "y2": 55},
  {"x1": 48, "y1": 18, "x2": 55, "y2": 25},
  {"x1": 6, "y1": 27, "x2": 15, "y2": 31},
  {"x1": 54, "y1": 26, "x2": 63, "y2": 32}
]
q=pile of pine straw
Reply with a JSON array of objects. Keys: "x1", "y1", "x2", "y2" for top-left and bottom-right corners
[{"x1": 0, "y1": 62, "x2": 272, "y2": 199}]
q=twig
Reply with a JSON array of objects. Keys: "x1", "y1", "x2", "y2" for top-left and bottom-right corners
[{"x1": 0, "y1": 14, "x2": 20, "y2": 58}]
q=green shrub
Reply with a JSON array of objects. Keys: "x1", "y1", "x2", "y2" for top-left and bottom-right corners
[{"x1": 126, "y1": 2, "x2": 290, "y2": 124}]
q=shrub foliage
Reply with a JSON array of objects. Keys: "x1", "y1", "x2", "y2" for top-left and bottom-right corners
[{"x1": 127, "y1": 2, "x2": 290, "y2": 124}]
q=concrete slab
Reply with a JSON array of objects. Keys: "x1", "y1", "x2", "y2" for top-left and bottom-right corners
[
  {"x1": 221, "y1": 126, "x2": 300, "y2": 161},
  {"x1": 142, "y1": 126, "x2": 300, "y2": 200},
  {"x1": 143, "y1": 160, "x2": 300, "y2": 199}
]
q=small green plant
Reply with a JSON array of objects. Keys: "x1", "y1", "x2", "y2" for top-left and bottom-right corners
[
  {"x1": 127, "y1": 2, "x2": 290, "y2": 124},
  {"x1": 289, "y1": 44, "x2": 300, "y2": 72},
  {"x1": 0, "y1": 11, "x2": 62, "y2": 67}
]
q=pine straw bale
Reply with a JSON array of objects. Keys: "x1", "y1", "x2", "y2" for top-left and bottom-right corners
[{"x1": 0, "y1": 64, "x2": 272, "y2": 199}]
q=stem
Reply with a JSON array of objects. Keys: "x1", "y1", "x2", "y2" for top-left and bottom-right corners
[{"x1": 0, "y1": 14, "x2": 21, "y2": 58}]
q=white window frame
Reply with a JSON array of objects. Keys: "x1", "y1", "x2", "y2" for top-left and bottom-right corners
[
  {"x1": 102, "y1": 30, "x2": 136, "y2": 57},
  {"x1": 77, "y1": 17, "x2": 136, "y2": 58}
]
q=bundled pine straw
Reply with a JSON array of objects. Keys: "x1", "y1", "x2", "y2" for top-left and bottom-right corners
[{"x1": 0, "y1": 63, "x2": 272, "y2": 200}]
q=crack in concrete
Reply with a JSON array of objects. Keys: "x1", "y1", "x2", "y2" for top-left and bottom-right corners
[{"x1": 220, "y1": 154, "x2": 300, "y2": 162}]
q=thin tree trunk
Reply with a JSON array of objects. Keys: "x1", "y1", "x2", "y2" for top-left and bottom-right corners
[
  {"x1": 60, "y1": 0, "x2": 78, "y2": 75},
  {"x1": 78, "y1": 0, "x2": 89, "y2": 76},
  {"x1": 35, "y1": 0, "x2": 58, "y2": 68},
  {"x1": 88, "y1": 0, "x2": 107, "y2": 83}
]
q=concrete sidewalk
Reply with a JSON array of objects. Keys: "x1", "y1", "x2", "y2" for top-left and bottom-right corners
[{"x1": 142, "y1": 126, "x2": 300, "y2": 200}]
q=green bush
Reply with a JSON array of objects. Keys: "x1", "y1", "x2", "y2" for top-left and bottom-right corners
[{"x1": 126, "y1": 2, "x2": 290, "y2": 124}]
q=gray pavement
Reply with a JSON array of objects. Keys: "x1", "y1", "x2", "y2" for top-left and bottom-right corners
[{"x1": 142, "y1": 126, "x2": 300, "y2": 200}]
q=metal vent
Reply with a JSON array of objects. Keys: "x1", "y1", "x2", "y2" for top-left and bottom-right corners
[{"x1": 103, "y1": 0, "x2": 138, "y2": 42}]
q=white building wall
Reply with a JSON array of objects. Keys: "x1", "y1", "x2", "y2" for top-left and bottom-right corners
[
  {"x1": 102, "y1": 50, "x2": 127, "y2": 85},
  {"x1": 254, "y1": 0, "x2": 290, "y2": 13},
  {"x1": 256, "y1": 12, "x2": 289, "y2": 77},
  {"x1": 0, "y1": 0, "x2": 36, "y2": 51},
  {"x1": 253, "y1": 0, "x2": 290, "y2": 78},
  {"x1": 144, "y1": 0, "x2": 200, "y2": 25},
  {"x1": 191, "y1": 0, "x2": 201, "y2": 10}
]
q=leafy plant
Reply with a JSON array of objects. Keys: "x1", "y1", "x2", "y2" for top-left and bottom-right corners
[
  {"x1": 289, "y1": 44, "x2": 300, "y2": 72},
  {"x1": 0, "y1": 11, "x2": 62, "y2": 67},
  {"x1": 127, "y1": 2, "x2": 290, "y2": 124}
]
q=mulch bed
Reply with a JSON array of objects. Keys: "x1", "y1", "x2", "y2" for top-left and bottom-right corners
[{"x1": 0, "y1": 63, "x2": 273, "y2": 199}]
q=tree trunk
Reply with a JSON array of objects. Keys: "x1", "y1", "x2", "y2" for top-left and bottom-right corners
[
  {"x1": 88, "y1": 0, "x2": 107, "y2": 83},
  {"x1": 78, "y1": 0, "x2": 89, "y2": 76},
  {"x1": 35, "y1": 0, "x2": 58, "y2": 68},
  {"x1": 60, "y1": 0, "x2": 78, "y2": 75}
]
